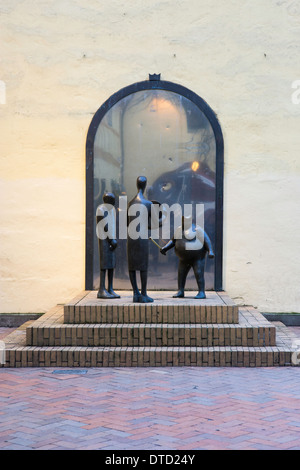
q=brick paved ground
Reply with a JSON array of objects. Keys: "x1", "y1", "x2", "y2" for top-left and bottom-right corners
[{"x1": 0, "y1": 324, "x2": 299, "y2": 450}]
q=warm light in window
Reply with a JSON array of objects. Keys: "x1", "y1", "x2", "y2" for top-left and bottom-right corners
[
  {"x1": 149, "y1": 96, "x2": 176, "y2": 113},
  {"x1": 191, "y1": 161, "x2": 200, "y2": 172}
]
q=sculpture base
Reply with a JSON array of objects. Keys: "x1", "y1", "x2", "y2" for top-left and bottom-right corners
[
  {"x1": 64, "y1": 290, "x2": 239, "y2": 324},
  {"x1": 1, "y1": 291, "x2": 298, "y2": 367}
]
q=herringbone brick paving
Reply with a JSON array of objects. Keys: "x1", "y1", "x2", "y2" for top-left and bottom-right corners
[{"x1": 0, "y1": 326, "x2": 300, "y2": 450}]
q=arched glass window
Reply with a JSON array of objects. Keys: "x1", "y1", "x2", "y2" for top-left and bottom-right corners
[{"x1": 86, "y1": 76, "x2": 224, "y2": 291}]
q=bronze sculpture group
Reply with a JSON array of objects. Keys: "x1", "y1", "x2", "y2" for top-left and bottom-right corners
[{"x1": 97, "y1": 176, "x2": 214, "y2": 303}]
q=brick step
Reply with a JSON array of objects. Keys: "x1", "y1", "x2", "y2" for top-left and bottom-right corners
[
  {"x1": 1, "y1": 345, "x2": 294, "y2": 368},
  {"x1": 25, "y1": 302, "x2": 277, "y2": 348},
  {"x1": 1, "y1": 317, "x2": 297, "y2": 368},
  {"x1": 64, "y1": 291, "x2": 239, "y2": 324},
  {"x1": 26, "y1": 322, "x2": 277, "y2": 347}
]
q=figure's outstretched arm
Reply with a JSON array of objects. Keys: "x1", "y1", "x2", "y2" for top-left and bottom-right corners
[{"x1": 160, "y1": 239, "x2": 175, "y2": 255}]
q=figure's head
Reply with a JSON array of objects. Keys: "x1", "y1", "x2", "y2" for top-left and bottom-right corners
[
  {"x1": 136, "y1": 176, "x2": 147, "y2": 193},
  {"x1": 102, "y1": 192, "x2": 115, "y2": 206}
]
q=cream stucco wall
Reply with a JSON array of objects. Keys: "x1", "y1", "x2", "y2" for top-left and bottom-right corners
[{"x1": 0, "y1": 0, "x2": 299, "y2": 312}]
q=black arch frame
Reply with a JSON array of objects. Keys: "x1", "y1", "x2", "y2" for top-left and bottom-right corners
[{"x1": 85, "y1": 76, "x2": 224, "y2": 291}]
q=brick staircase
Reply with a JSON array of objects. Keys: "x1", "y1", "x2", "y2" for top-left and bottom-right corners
[{"x1": 1, "y1": 291, "x2": 297, "y2": 367}]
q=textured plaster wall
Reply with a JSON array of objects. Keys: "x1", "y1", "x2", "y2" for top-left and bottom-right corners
[{"x1": 0, "y1": 0, "x2": 299, "y2": 312}]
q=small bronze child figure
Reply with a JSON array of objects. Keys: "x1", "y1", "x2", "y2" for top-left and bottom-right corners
[
  {"x1": 160, "y1": 215, "x2": 214, "y2": 299},
  {"x1": 96, "y1": 192, "x2": 120, "y2": 299}
]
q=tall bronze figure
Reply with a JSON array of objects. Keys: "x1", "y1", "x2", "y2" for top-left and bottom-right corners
[
  {"x1": 96, "y1": 192, "x2": 120, "y2": 299},
  {"x1": 127, "y1": 176, "x2": 162, "y2": 303},
  {"x1": 160, "y1": 215, "x2": 214, "y2": 299}
]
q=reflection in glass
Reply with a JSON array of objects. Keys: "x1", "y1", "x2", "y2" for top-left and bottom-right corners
[{"x1": 93, "y1": 90, "x2": 216, "y2": 290}]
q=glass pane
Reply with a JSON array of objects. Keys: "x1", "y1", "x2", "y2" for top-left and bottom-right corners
[{"x1": 93, "y1": 89, "x2": 216, "y2": 291}]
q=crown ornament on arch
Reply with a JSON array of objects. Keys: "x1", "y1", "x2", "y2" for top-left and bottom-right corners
[{"x1": 149, "y1": 73, "x2": 161, "y2": 81}]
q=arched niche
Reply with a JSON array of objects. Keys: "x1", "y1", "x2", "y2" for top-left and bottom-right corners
[{"x1": 86, "y1": 75, "x2": 224, "y2": 292}]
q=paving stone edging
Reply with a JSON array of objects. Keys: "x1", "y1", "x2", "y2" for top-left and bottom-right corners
[
  {"x1": 0, "y1": 314, "x2": 43, "y2": 328},
  {"x1": 263, "y1": 313, "x2": 300, "y2": 326}
]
